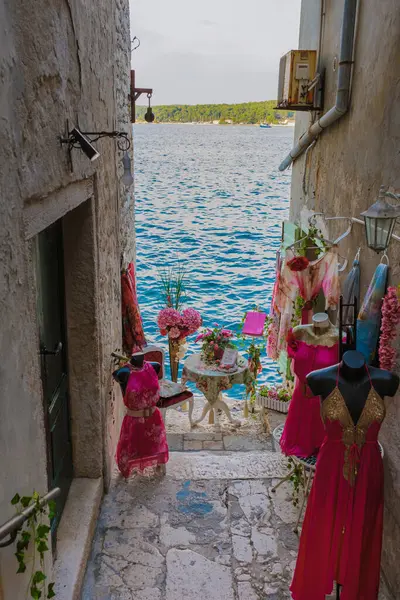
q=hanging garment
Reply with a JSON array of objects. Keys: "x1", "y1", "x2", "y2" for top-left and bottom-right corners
[
  {"x1": 116, "y1": 362, "x2": 168, "y2": 477},
  {"x1": 357, "y1": 262, "x2": 389, "y2": 364},
  {"x1": 267, "y1": 251, "x2": 282, "y2": 360},
  {"x1": 291, "y1": 369, "x2": 385, "y2": 600},
  {"x1": 272, "y1": 248, "x2": 340, "y2": 357},
  {"x1": 121, "y1": 262, "x2": 147, "y2": 355},
  {"x1": 280, "y1": 334, "x2": 339, "y2": 457},
  {"x1": 342, "y1": 251, "x2": 360, "y2": 325}
]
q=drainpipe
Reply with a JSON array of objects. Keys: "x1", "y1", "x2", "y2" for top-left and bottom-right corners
[{"x1": 279, "y1": 0, "x2": 358, "y2": 171}]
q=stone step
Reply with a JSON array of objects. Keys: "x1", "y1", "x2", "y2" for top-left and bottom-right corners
[
  {"x1": 167, "y1": 431, "x2": 273, "y2": 452},
  {"x1": 167, "y1": 450, "x2": 287, "y2": 481}
]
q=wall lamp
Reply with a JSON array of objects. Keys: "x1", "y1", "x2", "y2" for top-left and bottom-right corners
[
  {"x1": 360, "y1": 187, "x2": 400, "y2": 253},
  {"x1": 60, "y1": 126, "x2": 133, "y2": 187}
]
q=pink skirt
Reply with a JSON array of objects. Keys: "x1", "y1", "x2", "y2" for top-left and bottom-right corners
[{"x1": 116, "y1": 408, "x2": 169, "y2": 477}]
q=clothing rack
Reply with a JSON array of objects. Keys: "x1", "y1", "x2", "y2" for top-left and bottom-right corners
[{"x1": 338, "y1": 295, "x2": 358, "y2": 360}]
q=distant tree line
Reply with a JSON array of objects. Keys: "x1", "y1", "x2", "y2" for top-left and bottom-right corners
[{"x1": 136, "y1": 101, "x2": 294, "y2": 124}]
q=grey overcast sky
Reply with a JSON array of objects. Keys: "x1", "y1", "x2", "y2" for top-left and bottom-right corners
[{"x1": 130, "y1": 0, "x2": 301, "y2": 106}]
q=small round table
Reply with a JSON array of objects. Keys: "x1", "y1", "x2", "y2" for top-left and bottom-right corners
[{"x1": 182, "y1": 353, "x2": 249, "y2": 427}]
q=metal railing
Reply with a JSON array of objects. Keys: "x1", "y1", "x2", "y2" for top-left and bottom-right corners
[{"x1": 0, "y1": 488, "x2": 60, "y2": 548}]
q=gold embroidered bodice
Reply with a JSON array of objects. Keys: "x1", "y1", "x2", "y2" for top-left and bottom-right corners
[
  {"x1": 292, "y1": 324, "x2": 339, "y2": 348},
  {"x1": 321, "y1": 386, "x2": 386, "y2": 485}
]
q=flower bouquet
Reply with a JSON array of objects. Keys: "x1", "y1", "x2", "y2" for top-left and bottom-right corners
[
  {"x1": 196, "y1": 324, "x2": 236, "y2": 365},
  {"x1": 157, "y1": 307, "x2": 202, "y2": 381}
]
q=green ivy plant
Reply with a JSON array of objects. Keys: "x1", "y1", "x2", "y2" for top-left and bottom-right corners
[
  {"x1": 11, "y1": 492, "x2": 56, "y2": 599},
  {"x1": 237, "y1": 307, "x2": 270, "y2": 410},
  {"x1": 287, "y1": 458, "x2": 305, "y2": 507}
]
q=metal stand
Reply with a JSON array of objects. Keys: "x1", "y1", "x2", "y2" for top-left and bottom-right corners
[
  {"x1": 293, "y1": 466, "x2": 314, "y2": 534},
  {"x1": 336, "y1": 582, "x2": 341, "y2": 599},
  {"x1": 270, "y1": 468, "x2": 296, "y2": 493},
  {"x1": 338, "y1": 295, "x2": 358, "y2": 360}
]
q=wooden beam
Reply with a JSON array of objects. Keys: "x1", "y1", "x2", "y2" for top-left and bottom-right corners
[{"x1": 130, "y1": 70, "x2": 153, "y2": 123}]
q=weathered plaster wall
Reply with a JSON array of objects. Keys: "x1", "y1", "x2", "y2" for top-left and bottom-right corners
[
  {"x1": 290, "y1": 0, "x2": 400, "y2": 594},
  {"x1": 0, "y1": 0, "x2": 131, "y2": 597}
]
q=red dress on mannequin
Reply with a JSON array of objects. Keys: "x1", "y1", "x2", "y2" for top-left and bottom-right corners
[
  {"x1": 116, "y1": 362, "x2": 169, "y2": 477},
  {"x1": 280, "y1": 337, "x2": 339, "y2": 457},
  {"x1": 291, "y1": 368, "x2": 385, "y2": 600}
]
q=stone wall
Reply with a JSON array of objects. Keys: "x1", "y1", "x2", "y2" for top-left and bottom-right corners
[
  {"x1": 0, "y1": 0, "x2": 131, "y2": 597},
  {"x1": 289, "y1": 0, "x2": 400, "y2": 594}
]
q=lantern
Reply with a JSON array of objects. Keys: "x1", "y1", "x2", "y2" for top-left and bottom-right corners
[{"x1": 360, "y1": 187, "x2": 400, "y2": 253}]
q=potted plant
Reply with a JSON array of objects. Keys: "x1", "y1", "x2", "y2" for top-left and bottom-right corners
[
  {"x1": 195, "y1": 324, "x2": 235, "y2": 364},
  {"x1": 256, "y1": 383, "x2": 292, "y2": 414}
]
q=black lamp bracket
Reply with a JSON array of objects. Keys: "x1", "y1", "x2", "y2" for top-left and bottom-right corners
[{"x1": 60, "y1": 129, "x2": 131, "y2": 151}]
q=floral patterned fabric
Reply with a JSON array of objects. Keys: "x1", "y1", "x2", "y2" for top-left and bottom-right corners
[
  {"x1": 121, "y1": 262, "x2": 147, "y2": 356},
  {"x1": 116, "y1": 362, "x2": 168, "y2": 477},
  {"x1": 270, "y1": 248, "x2": 340, "y2": 359},
  {"x1": 267, "y1": 251, "x2": 282, "y2": 360}
]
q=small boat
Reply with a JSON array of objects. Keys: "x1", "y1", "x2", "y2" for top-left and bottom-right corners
[{"x1": 260, "y1": 123, "x2": 271, "y2": 129}]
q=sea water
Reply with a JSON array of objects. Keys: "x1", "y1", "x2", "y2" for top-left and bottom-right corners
[{"x1": 134, "y1": 124, "x2": 293, "y2": 400}]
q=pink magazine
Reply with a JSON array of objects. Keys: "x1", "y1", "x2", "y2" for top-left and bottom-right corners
[{"x1": 242, "y1": 311, "x2": 267, "y2": 336}]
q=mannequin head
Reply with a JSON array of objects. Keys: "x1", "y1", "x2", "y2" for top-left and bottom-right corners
[
  {"x1": 130, "y1": 351, "x2": 145, "y2": 368},
  {"x1": 342, "y1": 350, "x2": 365, "y2": 369},
  {"x1": 312, "y1": 313, "x2": 330, "y2": 330}
]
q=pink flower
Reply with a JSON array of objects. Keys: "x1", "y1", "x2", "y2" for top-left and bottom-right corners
[
  {"x1": 379, "y1": 287, "x2": 400, "y2": 371},
  {"x1": 182, "y1": 308, "x2": 202, "y2": 335},
  {"x1": 157, "y1": 308, "x2": 182, "y2": 331},
  {"x1": 221, "y1": 329, "x2": 233, "y2": 337},
  {"x1": 169, "y1": 326, "x2": 181, "y2": 339},
  {"x1": 195, "y1": 333, "x2": 205, "y2": 343}
]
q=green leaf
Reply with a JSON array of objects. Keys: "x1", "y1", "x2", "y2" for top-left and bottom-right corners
[
  {"x1": 37, "y1": 541, "x2": 48, "y2": 554},
  {"x1": 22, "y1": 530, "x2": 31, "y2": 542},
  {"x1": 30, "y1": 585, "x2": 42, "y2": 599},
  {"x1": 33, "y1": 571, "x2": 46, "y2": 585},
  {"x1": 20, "y1": 496, "x2": 32, "y2": 508},
  {"x1": 48, "y1": 501, "x2": 56, "y2": 520},
  {"x1": 16, "y1": 563, "x2": 26, "y2": 574},
  {"x1": 47, "y1": 583, "x2": 56, "y2": 598},
  {"x1": 11, "y1": 493, "x2": 21, "y2": 505},
  {"x1": 36, "y1": 524, "x2": 50, "y2": 538}
]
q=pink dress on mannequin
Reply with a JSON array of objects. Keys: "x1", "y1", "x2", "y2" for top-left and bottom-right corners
[
  {"x1": 280, "y1": 335, "x2": 339, "y2": 457},
  {"x1": 291, "y1": 368, "x2": 385, "y2": 600},
  {"x1": 116, "y1": 362, "x2": 169, "y2": 477}
]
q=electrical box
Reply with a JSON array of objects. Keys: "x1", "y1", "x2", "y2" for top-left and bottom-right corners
[{"x1": 276, "y1": 50, "x2": 318, "y2": 111}]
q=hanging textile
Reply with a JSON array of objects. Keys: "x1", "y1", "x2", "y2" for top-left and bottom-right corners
[
  {"x1": 267, "y1": 221, "x2": 302, "y2": 365},
  {"x1": 267, "y1": 250, "x2": 282, "y2": 360},
  {"x1": 273, "y1": 248, "x2": 340, "y2": 358},
  {"x1": 357, "y1": 262, "x2": 389, "y2": 364},
  {"x1": 121, "y1": 262, "x2": 147, "y2": 356},
  {"x1": 342, "y1": 249, "x2": 360, "y2": 325}
]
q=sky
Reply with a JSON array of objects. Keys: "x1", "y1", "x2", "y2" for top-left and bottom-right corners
[{"x1": 130, "y1": 0, "x2": 301, "y2": 106}]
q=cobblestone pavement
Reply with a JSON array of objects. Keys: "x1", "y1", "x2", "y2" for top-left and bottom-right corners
[
  {"x1": 81, "y1": 408, "x2": 393, "y2": 600},
  {"x1": 82, "y1": 450, "x2": 300, "y2": 600}
]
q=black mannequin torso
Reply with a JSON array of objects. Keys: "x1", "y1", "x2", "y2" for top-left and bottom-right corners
[
  {"x1": 307, "y1": 351, "x2": 399, "y2": 424},
  {"x1": 113, "y1": 352, "x2": 161, "y2": 397}
]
